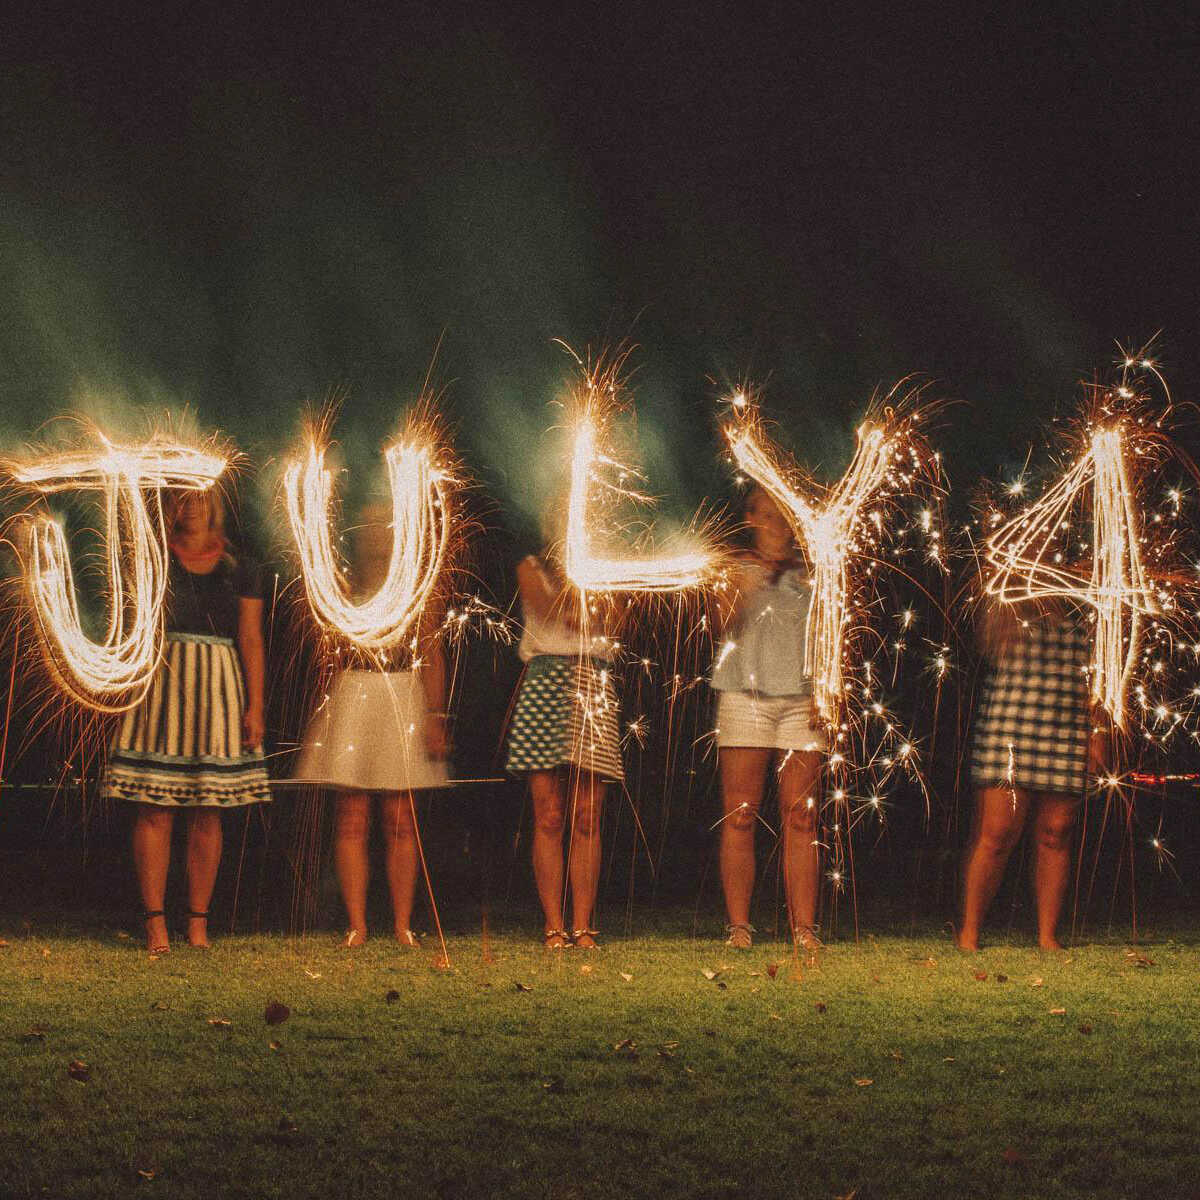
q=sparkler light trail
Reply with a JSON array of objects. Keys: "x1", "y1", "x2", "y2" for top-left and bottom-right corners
[
  {"x1": 283, "y1": 422, "x2": 453, "y2": 651},
  {"x1": 984, "y1": 421, "x2": 1156, "y2": 730},
  {"x1": 6, "y1": 435, "x2": 226, "y2": 712},
  {"x1": 564, "y1": 414, "x2": 716, "y2": 593},
  {"x1": 725, "y1": 393, "x2": 936, "y2": 723}
]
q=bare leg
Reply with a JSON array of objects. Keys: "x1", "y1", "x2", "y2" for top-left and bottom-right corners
[
  {"x1": 131, "y1": 804, "x2": 174, "y2": 952},
  {"x1": 567, "y1": 771, "x2": 605, "y2": 944},
  {"x1": 958, "y1": 786, "x2": 1029, "y2": 950},
  {"x1": 334, "y1": 792, "x2": 371, "y2": 945},
  {"x1": 1031, "y1": 792, "x2": 1080, "y2": 950},
  {"x1": 779, "y1": 751, "x2": 823, "y2": 939},
  {"x1": 718, "y1": 747, "x2": 771, "y2": 930},
  {"x1": 529, "y1": 770, "x2": 567, "y2": 943},
  {"x1": 184, "y1": 809, "x2": 223, "y2": 947},
  {"x1": 380, "y1": 792, "x2": 419, "y2": 943}
]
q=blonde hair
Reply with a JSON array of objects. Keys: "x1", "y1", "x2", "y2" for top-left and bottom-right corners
[{"x1": 164, "y1": 487, "x2": 227, "y2": 541}]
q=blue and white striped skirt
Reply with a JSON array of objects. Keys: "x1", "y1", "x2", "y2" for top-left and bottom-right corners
[{"x1": 103, "y1": 633, "x2": 271, "y2": 808}]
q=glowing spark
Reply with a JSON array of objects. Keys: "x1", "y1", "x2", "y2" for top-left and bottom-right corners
[
  {"x1": 8, "y1": 436, "x2": 226, "y2": 711},
  {"x1": 726, "y1": 413, "x2": 913, "y2": 721},
  {"x1": 985, "y1": 423, "x2": 1156, "y2": 729},
  {"x1": 564, "y1": 402, "x2": 715, "y2": 593},
  {"x1": 283, "y1": 429, "x2": 451, "y2": 650}
]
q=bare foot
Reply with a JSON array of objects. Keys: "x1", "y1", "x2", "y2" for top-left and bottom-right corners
[
  {"x1": 955, "y1": 933, "x2": 979, "y2": 952},
  {"x1": 395, "y1": 929, "x2": 419, "y2": 948},
  {"x1": 343, "y1": 928, "x2": 368, "y2": 948},
  {"x1": 186, "y1": 916, "x2": 210, "y2": 949},
  {"x1": 1038, "y1": 937, "x2": 1064, "y2": 952},
  {"x1": 144, "y1": 914, "x2": 169, "y2": 956}
]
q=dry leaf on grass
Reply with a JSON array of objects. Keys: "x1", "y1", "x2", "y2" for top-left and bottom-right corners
[
  {"x1": 23, "y1": 1027, "x2": 47, "y2": 1042},
  {"x1": 302, "y1": 969, "x2": 322, "y2": 980},
  {"x1": 973, "y1": 970, "x2": 988, "y2": 981},
  {"x1": 888, "y1": 1050, "x2": 904, "y2": 1061},
  {"x1": 619, "y1": 972, "x2": 633, "y2": 982},
  {"x1": 1030, "y1": 977, "x2": 1044, "y2": 988},
  {"x1": 207, "y1": 1018, "x2": 232, "y2": 1028},
  {"x1": 264, "y1": 1002, "x2": 290, "y2": 1026},
  {"x1": 514, "y1": 981, "x2": 533, "y2": 992},
  {"x1": 580, "y1": 964, "x2": 593, "y2": 975},
  {"x1": 67, "y1": 1059, "x2": 89, "y2": 1081},
  {"x1": 542, "y1": 1076, "x2": 565, "y2": 1094},
  {"x1": 136, "y1": 1167, "x2": 156, "y2": 1181},
  {"x1": 700, "y1": 968, "x2": 719, "y2": 981},
  {"x1": 149, "y1": 1000, "x2": 168, "y2": 1012},
  {"x1": 612, "y1": 1038, "x2": 638, "y2": 1059},
  {"x1": 268, "y1": 1041, "x2": 281, "y2": 1052},
  {"x1": 1049, "y1": 1007, "x2": 1066, "y2": 1016},
  {"x1": 1126, "y1": 952, "x2": 1155, "y2": 968},
  {"x1": 1002, "y1": 1148, "x2": 1024, "y2": 1166},
  {"x1": 852, "y1": 1078, "x2": 874, "y2": 1087},
  {"x1": 814, "y1": 1002, "x2": 827, "y2": 1013}
]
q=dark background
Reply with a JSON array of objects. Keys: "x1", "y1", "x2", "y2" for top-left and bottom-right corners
[{"x1": 1, "y1": 3, "x2": 1198, "y2": 937}]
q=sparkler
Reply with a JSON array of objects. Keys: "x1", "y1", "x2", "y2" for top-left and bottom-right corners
[
  {"x1": 283, "y1": 423, "x2": 453, "y2": 652},
  {"x1": 984, "y1": 420, "x2": 1157, "y2": 731},
  {"x1": 560, "y1": 351, "x2": 718, "y2": 595},
  {"x1": 725, "y1": 395, "x2": 935, "y2": 723},
  {"x1": 6, "y1": 436, "x2": 226, "y2": 712}
]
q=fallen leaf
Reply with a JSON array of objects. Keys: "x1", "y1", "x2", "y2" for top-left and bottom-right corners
[
  {"x1": 385, "y1": 989, "x2": 401, "y2": 1003},
  {"x1": 136, "y1": 1167, "x2": 156, "y2": 1181},
  {"x1": 700, "y1": 968, "x2": 718, "y2": 981},
  {"x1": 1078, "y1": 1024, "x2": 1093, "y2": 1035},
  {"x1": 542, "y1": 1076, "x2": 564, "y2": 1094},
  {"x1": 871, "y1": 974, "x2": 882, "y2": 983},
  {"x1": 619, "y1": 972, "x2": 633, "y2": 982},
  {"x1": 853, "y1": 1077, "x2": 874, "y2": 1087},
  {"x1": 67, "y1": 1059, "x2": 90, "y2": 1081},
  {"x1": 514, "y1": 982, "x2": 533, "y2": 992},
  {"x1": 41, "y1": 948, "x2": 51, "y2": 958},
  {"x1": 769, "y1": 1013, "x2": 783, "y2": 1022},
  {"x1": 918, "y1": 956, "x2": 937, "y2": 968},
  {"x1": 1030, "y1": 977, "x2": 1044, "y2": 988},
  {"x1": 766, "y1": 962, "x2": 780, "y2": 979},
  {"x1": 1127, "y1": 952, "x2": 1155, "y2": 968},
  {"x1": 1002, "y1": 1148, "x2": 1024, "y2": 1166},
  {"x1": 943, "y1": 1056, "x2": 956, "y2": 1062},
  {"x1": 995, "y1": 974, "x2": 1008, "y2": 984},
  {"x1": 580, "y1": 964, "x2": 593, "y2": 975},
  {"x1": 149, "y1": 1000, "x2": 169, "y2": 1012},
  {"x1": 264, "y1": 1002, "x2": 290, "y2": 1026},
  {"x1": 23, "y1": 1027, "x2": 47, "y2": 1042},
  {"x1": 888, "y1": 1049, "x2": 904, "y2": 1061},
  {"x1": 268, "y1": 1041, "x2": 281, "y2": 1052},
  {"x1": 612, "y1": 1038, "x2": 638, "y2": 1059},
  {"x1": 814, "y1": 1002, "x2": 827, "y2": 1014},
  {"x1": 302, "y1": 969, "x2": 322, "y2": 980},
  {"x1": 973, "y1": 970, "x2": 988, "y2": 981},
  {"x1": 207, "y1": 1017, "x2": 232, "y2": 1028},
  {"x1": 1049, "y1": 1007, "x2": 1066, "y2": 1016},
  {"x1": 0, "y1": 939, "x2": 9, "y2": 948},
  {"x1": 656, "y1": 1045, "x2": 675, "y2": 1059}
]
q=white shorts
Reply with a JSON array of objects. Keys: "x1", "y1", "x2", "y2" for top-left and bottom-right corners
[{"x1": 715, "y1": 690, "x2": 826, "y2": 752}]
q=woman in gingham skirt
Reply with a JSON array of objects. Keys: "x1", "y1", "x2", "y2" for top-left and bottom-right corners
[
  {"x1": 958, "y1": 598, "x2": 1108, "y2": 951},
  {"x1": 506, "y1": 552, "x2": 623, "y2": 949},
  {"x1": 103, "y1": 489, "x2": 271, "y2": 954}
]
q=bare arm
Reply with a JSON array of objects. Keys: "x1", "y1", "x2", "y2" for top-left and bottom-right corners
[
  {"x1": 237, "y1": 596, "x2": 266, "y2": 749},
  {"x1": 517, "y1": 555, "x2": 584, "y2": 631},
  {"x1": 416, "y1": 597, "x2": 450, "y2": 759}
]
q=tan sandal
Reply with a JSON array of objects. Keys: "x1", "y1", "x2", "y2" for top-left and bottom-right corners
[
  {"x1": 143, "y1": 910, "x2": 169, "y2": 956},
  {"x1": 543, "y1": 929, "x2": 570, "y2": 950},
  {"x1": 343, "y1": 928, "x2": 367, "y2": 948},
  {"x1": 572, "y1": 928, "x2": 600, "y2": 950}
]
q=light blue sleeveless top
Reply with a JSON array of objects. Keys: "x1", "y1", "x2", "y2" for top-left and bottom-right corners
[{"x1": 711, "y1": 561, "x2": 813, "y2": 697}]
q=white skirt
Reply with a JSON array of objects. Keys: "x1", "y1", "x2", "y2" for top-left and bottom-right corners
[{"x1": 294, "y1": 670, "x2": 450, "y2": 792}]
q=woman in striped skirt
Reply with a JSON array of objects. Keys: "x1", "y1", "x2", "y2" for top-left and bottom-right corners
[
  {"x1": 958, "y1": 598, "x2": 1108, "y2": 951},
  {"x1": 103, "y1": 490, "x2": 270, "y2": 953},
  {"x1": 505, "y1": 553, "x2": 623, "y2": 949}
]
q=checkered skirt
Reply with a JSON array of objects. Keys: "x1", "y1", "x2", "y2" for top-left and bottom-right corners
[
  {"x1": 505, "y1": 654, "x2": 624, "y2": 783},
  {"x1": 969, "y1": 616, "x2": 1091, "y2": 795}
]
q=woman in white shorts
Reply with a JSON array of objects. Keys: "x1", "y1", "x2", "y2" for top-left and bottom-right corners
[
  {"x1": 712, "y1": 487, "x2": 824, "y2": 950},
  {"x1": 294, "y1": 509, "x2": 452, "y2": 947}
]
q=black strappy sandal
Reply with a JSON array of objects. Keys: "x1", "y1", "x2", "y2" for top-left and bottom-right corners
[
  {"x1": 142, "y1": 910, "x2": 169, "y2": 955},
  {"x1": 185, "y1": 910, "x2": 211, "y2": 949}
]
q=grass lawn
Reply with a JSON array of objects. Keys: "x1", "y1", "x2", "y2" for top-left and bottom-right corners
[{"x1": 1, "y1": 914, "x2": 1198, "y2": 1199}]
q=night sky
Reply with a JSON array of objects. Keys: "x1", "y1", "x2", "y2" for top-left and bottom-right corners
[{"x1": 2, "y1": 4, "x2": 1198, "y2": 533}]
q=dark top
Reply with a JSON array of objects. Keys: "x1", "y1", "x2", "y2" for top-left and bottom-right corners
[{"x1": 166, "y1": 555, "x2": 263, "y2": 639}]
